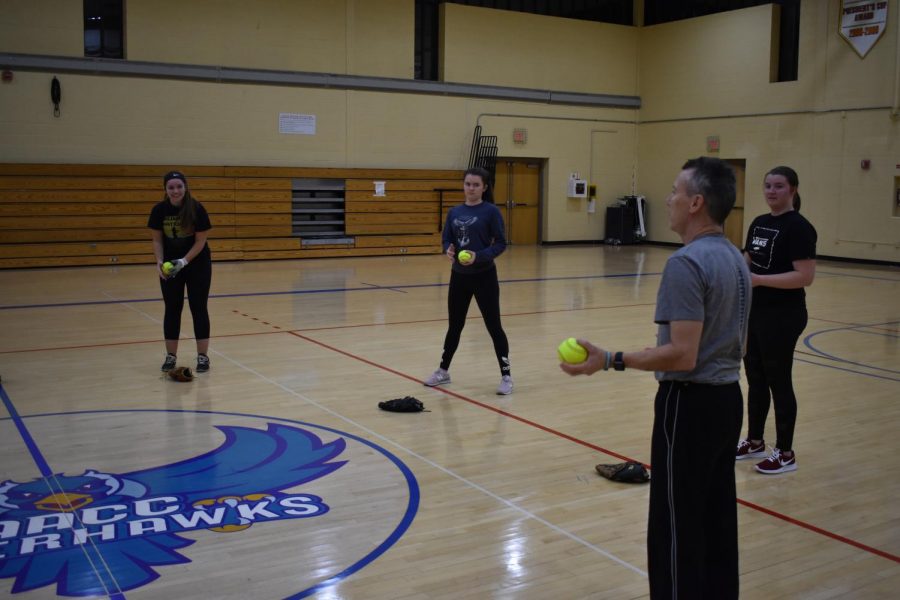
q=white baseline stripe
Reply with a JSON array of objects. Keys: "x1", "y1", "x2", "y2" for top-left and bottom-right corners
[
  {"x1": 102, "y1": 291, "x2": 162, "y2": 325},
  {"x1": 211, "y1": 347, "x2": 648, "y2": 578}
]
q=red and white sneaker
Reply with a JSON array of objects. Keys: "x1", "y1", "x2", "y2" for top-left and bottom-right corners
[
  {"x1": 755, "y1": 448, "x2": 797, "y2": 474},
  {"x1": 736, "y1": 439, "x2": 767, "y2": 460}
]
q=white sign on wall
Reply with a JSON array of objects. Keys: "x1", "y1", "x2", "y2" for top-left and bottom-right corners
[
  {"x1": 279, "y1": 113, "x2": 316, "y2": 135},
  {"x1": 839, "y1": 0, "x2": 888, "y2": 58}
]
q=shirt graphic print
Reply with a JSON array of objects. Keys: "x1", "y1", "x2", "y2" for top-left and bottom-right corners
[{"x1": 748, "y1": 225, "x2": 779, "y2": 270}]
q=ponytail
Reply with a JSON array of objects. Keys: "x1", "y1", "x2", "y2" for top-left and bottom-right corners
[{"x1": 180, "y1": 191, "x2": 198, "y2": 231}]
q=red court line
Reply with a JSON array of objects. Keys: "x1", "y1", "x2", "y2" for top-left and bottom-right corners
[
  {"x1": 289, "y1": 329, "x2": 900, "y2": 566},
  {"x1": 288, "y1": 330, "x2": 635, "y2": 464},
  {"x1": 735, "y1": 498, "x2": 900, "y2": 563},
  {"x1": 5, "y1": 302, "x2": 897, "y2": 563},
  {"x1": 0, "y1": 302, "x2": 655, "y2": 354},
  {"x1": 0, "y1": 329, "x2": 284, "y2": 355}
]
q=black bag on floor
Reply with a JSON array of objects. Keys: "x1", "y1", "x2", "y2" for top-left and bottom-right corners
[{"x1": 595, "y1": 461, "x2": 650, "y2": 483}]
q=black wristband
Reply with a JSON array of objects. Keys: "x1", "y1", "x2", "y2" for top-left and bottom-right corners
[{"x1": 613, "y1": 351, "x2": 625, "y2": 371}]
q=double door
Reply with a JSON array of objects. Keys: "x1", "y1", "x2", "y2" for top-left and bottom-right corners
[{"x1": 493, "y1": 159, "x2": 541, "y2": 244}]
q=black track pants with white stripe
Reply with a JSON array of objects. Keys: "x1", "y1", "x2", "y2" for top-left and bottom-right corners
[{"x1": 647, "y1": 380, "x2": 743, "y2": 600}]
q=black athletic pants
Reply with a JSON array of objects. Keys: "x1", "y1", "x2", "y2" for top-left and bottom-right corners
[
  {"x1": 159, "y1": 259, "x2": 212, "y2": 341},
  {"x1": 439, "y1": 266, "x2": 510, "y2": 375},
  {"x1": 648, "y1": 380, "x2": 743, "y2": 600},
  {"x1": 743, "y1": 304, "x2": 807, "y2": 451}
]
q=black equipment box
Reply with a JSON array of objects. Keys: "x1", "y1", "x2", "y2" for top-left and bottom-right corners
[
  {"x1": 605, "y1": 205, "x2": 636, "y2": 245},
  {"x1": 604, "y1": 196, "x2": 646, "y2": 245}
]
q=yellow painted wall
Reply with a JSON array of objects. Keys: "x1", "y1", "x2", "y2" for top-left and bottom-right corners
[
  {"x1": 472, "y1": 111, "x2": 637, "y2": 242},
  {"x1": 438, "y1": 3, "x2": 641, "y2": 242},
  {"x1": 0, "y1": 71, "x2": 485, "y2": 168},
  {"x1": 635, "y1": 1, "x2": 899, "y2": 262},
  {"x1": 0, "y1": 1, "x2": 637, "y2": 245},
  {"x1": 347, "y1": 0, "x2": 415, "y2": 78},
  {"x1": 0, "y1": 0, "x2": 897, "y2": 261},
  {"x1": 0, "y1": 0, "x2": 412, "y2": 78},
  {"x1": 0, "y1": 0, "x2": 82, "y2": 56},
  {"x1": 441, "y1": 4, "x2": 638, "y2": 96},
  {"x1": 127, "y1": 0, "x2": 412, "y2": 78}
]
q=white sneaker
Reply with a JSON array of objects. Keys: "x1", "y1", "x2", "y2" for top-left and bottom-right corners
[
  {"x1": 424, "y1": 368, "x2": 450, "y2": 387},
  {"x1": 496, "y1": 375, "x2": 513, "y2": 395}
]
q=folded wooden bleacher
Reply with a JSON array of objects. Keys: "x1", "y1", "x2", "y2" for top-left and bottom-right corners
[{"x1": 0, "y1": 164, "x2": 464, "y2": 268}]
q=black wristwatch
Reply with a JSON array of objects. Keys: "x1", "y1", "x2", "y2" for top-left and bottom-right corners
[{"x1": 613, "y1": 351, "x2": 626, "y2": 371}]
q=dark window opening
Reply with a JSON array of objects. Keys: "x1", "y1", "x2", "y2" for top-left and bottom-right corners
[
  {"x1": 84, "y1": 0, "x2": 124, "y2": 59},
  {"x1": 416, "y1": 0, "x2": 441, "y2": 81},
  {"x1": 775, "y1": 0, "x2": 800, "y2": 82}
]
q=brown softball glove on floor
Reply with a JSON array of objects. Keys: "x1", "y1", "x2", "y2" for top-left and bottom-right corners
[{"x1": 167, "y1": 366, "x2": 194, "y2": 382}]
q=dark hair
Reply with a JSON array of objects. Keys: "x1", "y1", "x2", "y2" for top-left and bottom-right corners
[
  {"x1": 463, "y1": 166, "x2": 494, "y2": 204},
  {"x1": 162, "y1": 171, "x2": 198, "y2": 232},
  {"x1": 766, "y1": 165, "x2": 801, "y2": 212},
  {"x1": 681, "y1": 157, "x2": 736, "y2": 224}
]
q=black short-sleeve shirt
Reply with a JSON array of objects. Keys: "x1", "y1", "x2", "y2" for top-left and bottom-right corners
[
  {"x1": 744, "y1": 210, "x2": 816, "y2": 308},
  {"x1": 147, "y1": 200, "x2": 212, "y2": 262}
]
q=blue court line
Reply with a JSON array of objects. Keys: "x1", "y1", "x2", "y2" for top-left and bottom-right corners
[
  {"x1": 1, "y1": 408, "x2": 418, "y2": 600},
  {"x1": 0, "y1": 382, "x2": 53, "y2": 477},
  {"x1": 0, "y1": 271, "x2": 662, "y2": 311},
  {"x1": 803, "y1": 321, "x2": 900, "y2": 376},
  {"x1": 0, "y1": 386, "x2": 128, "y2": 597}
]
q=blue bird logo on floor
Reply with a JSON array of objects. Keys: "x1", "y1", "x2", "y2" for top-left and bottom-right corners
[{"x1": 0, "y1": 423, "x2": 346, "y2": 596}]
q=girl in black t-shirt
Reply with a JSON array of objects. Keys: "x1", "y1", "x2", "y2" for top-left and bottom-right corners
[
  {"x1": 147, "y1": 171, "x2": 213, "y2": 373},
  {"x1": 736, "y1": 166, "x2": 817, "y2": 474}
]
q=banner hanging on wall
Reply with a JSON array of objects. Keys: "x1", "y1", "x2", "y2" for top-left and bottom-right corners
[{"x1": 839, "y1": 0, "x2": 888, "y2": 58}]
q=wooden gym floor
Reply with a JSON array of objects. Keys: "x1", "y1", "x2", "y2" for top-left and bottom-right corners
[{"x1": 0, "y1": 244, "x2": 898, "y2": 599}]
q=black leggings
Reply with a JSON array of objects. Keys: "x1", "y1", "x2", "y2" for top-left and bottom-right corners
[
  {"x1": 159, "y1": 259, "x2": 212, "y2": 342},
  {"x1": 440, "y1": 266, "x2": 510, "y2": 375},
  {"x1": 743, "y1": 304, "x2": 807, "y2": 451}
]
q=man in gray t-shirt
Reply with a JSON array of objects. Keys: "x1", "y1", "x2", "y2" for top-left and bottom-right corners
[
  {"x1": 561, "y1": 157, "x2": 751, "y2": 600},
  {"x1": 654, "y1": 235, "x2": 749, "y2": 384}
]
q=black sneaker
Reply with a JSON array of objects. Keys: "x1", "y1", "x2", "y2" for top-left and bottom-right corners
[
  {"x1": 161, "y1": 353, "x2": 177, "y2": 371},
  {"x1": 197, "y1": 354, "x2": 210, "y2": 373}
]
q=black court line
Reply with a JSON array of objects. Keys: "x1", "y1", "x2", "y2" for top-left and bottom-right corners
[
  {"x1": 816, "y1": 269, "x2": 900, "y2": 282},
  {"x1": 803, "y1": 321, "x2": 900, "y2": 377}
]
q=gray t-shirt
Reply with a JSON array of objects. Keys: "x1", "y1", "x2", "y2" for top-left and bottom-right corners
[{"x1": 654, "y1": 234, "x2": 751, "y2": 383}]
